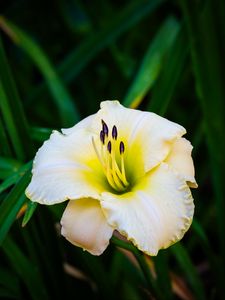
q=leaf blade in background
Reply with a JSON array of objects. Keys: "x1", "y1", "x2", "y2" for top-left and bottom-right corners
[
  {"x1": 111, "y1": 236, "x2": 162, "y2": 300},
  {"x1": 0, "y1": 268, "x2": 20, "y2": 299},
  {"x1": 59, "y1": 0, "x2": 165, "y2": 82},
  {"x1": 0, "y1": 115, "x2": 12, "y2": 157},
  {"x1": 1, "y1": 236, "x2": 49, "y2": 300},
  {"x1": 123, "y1": 16, "x2": 180, "y2": 108},
  {"x1": 0, "y1": 161, "x2": 32, "y2": 194},
  {"x1": 22, "y1": 201, "x2": 37, "y2": 227},
  {"x1": 180, "y1": 0, "x2": 225, "y2": 295},
  {"x1": 171, "y1": 243, "x2": 206, "y2": 300},
  {"x1": 0, "y1": 17, "x2": 80, "y2": 127},
  {"x1": 0, "y1": 35, "x2": 32, "y2": 159},
  {"x1": 0, "y1": 156, "x2": 22, "y2": 180},
  {"x1": 27, "y1": 0, "x2": 165, "y2": 104},
  {"x1": 30, "y1": 127, "x2": 52, "y2": 142},
  {"x1": 153, "y1": 251, "x2": 173, "y2": 300},
  {"x1": 148, "y1": 25, "x2": 189, "y2": 115},
  {"x1": 0, "y1": 81, "x2": 25, "y2": 161},
  {"x1": 0, "y1": 166, "x2": 31, "y2": 245}
]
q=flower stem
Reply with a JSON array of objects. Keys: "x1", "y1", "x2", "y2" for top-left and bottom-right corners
[{"x1": 111, "y1": 236, "x2": 163, "y2": 299}]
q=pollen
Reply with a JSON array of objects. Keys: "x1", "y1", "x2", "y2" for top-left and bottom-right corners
[{"x1": 92, "y1": 120, "x2": 129, "y2": 192}]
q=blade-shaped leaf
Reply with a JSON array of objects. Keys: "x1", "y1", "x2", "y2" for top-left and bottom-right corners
[
  {"x1": 171, "y1": 243, "x2": 205, "y2": 300},
  {"x1": 28, "y1": 0, "x2": 165, "y2": 104},
  {"x1": 0, "y1": 167, "x2": 31, "y2": 244},
  {"x1": 22, "y1": 201, "x2": 37, "y2": 227},
  {"x1": 148, "y1": 25, "x2": 189, "y2": 115},
  {"x1": 0, "y1": 17, "x2": 80, "y2": 127},
  {"x1": 0, "y1": 35, "x2": 31, "y2": 159},
  {"x1": 1, "y1": 236, "x2": 49, "y2": 300},
  {"x1": 181, "y1": 0, "x2": 225, "y2": 295},
  {"x1": 0, "y1": 81, "x2": 25, "y2": 161},
  {"x1": 123, "y1": 17, "x2": 180, "y2": 108},
  {"x1": 0, "y1": 156, "x2": 22, "y2": 180},
  {"x1": 0, "y1": 161, "x2": 32, "y2": 194}
]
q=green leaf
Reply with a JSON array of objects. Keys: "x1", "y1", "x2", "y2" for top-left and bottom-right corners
[
  {"x1": 30, "y1": 127, "x2": 52, "y2": 142},
  {"x1": 111, "y1": 237, "x2": 162, "y2": 299},
  {"x1": 1, "y1": 236, "x2": 49, "y2": 300},
  {"x1": 0, "y1": 192, "x2": 25, "y2": 243},
  {"x1": 0, "y1": 267, "x2": 20, "y2": 298},
  {"x1": 180, "y1": 0, "x2": 225, "y2": 294},
  {"x1": 0, "y1": 156, "x2": 22, "y2": 180},
  {"x1": 60, "y1": 0, "x2": 165, "y2": 82},
  {"x1": 153, "y1": 251, "x2": 173, "y2": 300},
  {"x1": 148, "y1": 25, "x2": 189, "y2": 115},
  {"x1": 171, "y1": 243, "x2": 205, "y2": 300},
  {"x1": 0, "y1": 115, "x2": 12, "y2": 157},
  {"x1": 24, "y1": 208, "x2": 67, "y2": 299},
  {"x1": 0, "y1": 81, "x2": 25, "y2": 161},
  {"x1": 123, "y1": 17, "x2": 180, "y2": 108},
  {"x1": 28, "y1": 0, "x2": 165, "y2": 104},
  {"x1": 110, "y1": 251, "x2": 144, "y2": 288},
  {"x1": 0, "y1": 161, "x2": 32, "y2": 194},
  {"x1": 22, "y1": 201, "x2": 37, "y2": 227},
  {"x1": 0, "y1": 34, "x2": 31, "y2": 160},
  {"x1": 0, "y1": 167, "x2": 31, "y2": 244},
  {"x1": 0, "y1": 17, "x2": 80, "y2": 127}
]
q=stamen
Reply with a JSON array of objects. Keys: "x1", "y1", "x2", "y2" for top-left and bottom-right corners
[
  {"x1": 119, "y1": 141, "x2": 125, "y2": 154},
  {"x1": 106, "y1": 141, "x2": 124, "y2": 191},
  {"x1": 100, "y1": 130, "x2": 105, "y2": 144},
  {"x1": 111, "y1": 164, "x2": 126, "y2": 191},
  {"x1": 92, "y1": 137, "x2": 104, "y2": 167},
  {"x1": 107, "y1": 141, "x2": 112, "y2": 153},
  {"x1": 102, "y1": 120, "x2": 109, "y2": 136},
  {"x1": 112, "y1": 125, "x2": 118, "y2": 140},
  {"x1": 111, "y1": 146, "x2": 128, "y2": 190},
  {"x1": 106, "y1": 159, "x2": 119, "y2": 191},
  {"x1": 120, "y1": 152, "x2": 128, "y2": 185},
  {"x1": 93, "y1": 122, "x2": 129, "y2": 192}
]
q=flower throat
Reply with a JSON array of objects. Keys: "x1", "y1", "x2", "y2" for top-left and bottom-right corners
[{"x1": 92, "y1": 120, "x2": 129, "y2": 192}]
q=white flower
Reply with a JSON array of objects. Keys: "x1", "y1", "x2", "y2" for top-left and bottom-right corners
[{"x1": 26, "y1": 101, "x2": 197, "y2": 256}]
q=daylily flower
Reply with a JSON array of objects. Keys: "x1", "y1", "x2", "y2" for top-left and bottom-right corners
[{"x1": 26, "y1": 101, "x2": 197, "y2": 256}]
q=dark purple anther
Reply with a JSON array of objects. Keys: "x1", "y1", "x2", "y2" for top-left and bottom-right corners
[
  {"x1": 107, "y1": 141, "x2": 112, "y2": 153},
  {"x1": 112, "y1": 125, "x2": 118, "y2": 140},
  {"x1": 101, "y1": 120, "x2": 108, "y2": 136},
  {"x1": 119, "y1": 141, "x2": 125, "y2": 154},
  {"x1": 100, "y1": 130, "x2": 105, "y2": 144}
]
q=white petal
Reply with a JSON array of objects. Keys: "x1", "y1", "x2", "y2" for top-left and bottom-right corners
[
  {"x1": 26, "y1": 129, "x2": 107, "y2": 205},
  {"x1": 100, "y1": 163, "x2": 194, "y2": 256},
  {"x1": 165, "y1": 138, "x2": 197, "y2": 188},
  {"x1": 94, "y1": 101, "x2": 186, "y2": 177},
  {"x1": 61, "y1": 199, "x2": 114, "y2": 255},
  {"x1": 61, "y1": 114, "x2": 96, "y2": 135}
]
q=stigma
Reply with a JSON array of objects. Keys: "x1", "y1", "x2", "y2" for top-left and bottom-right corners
[{"x1": 92, "y1": 120, "x2": 129, "y2": 192}]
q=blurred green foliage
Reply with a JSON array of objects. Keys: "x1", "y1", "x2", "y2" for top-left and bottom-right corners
[{"x1": 0, "y1": 0, "x2": 225, "y2": 299}]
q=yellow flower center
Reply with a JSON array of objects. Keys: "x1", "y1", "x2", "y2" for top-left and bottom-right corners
[{"x1": 92, "y1": 120, "x2": 129, "y2": 192}]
